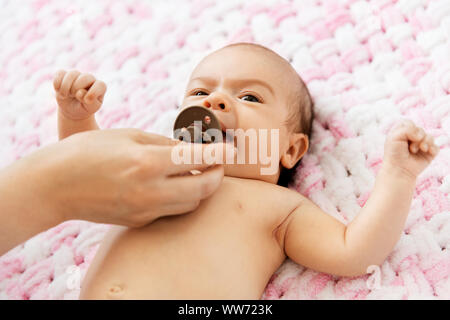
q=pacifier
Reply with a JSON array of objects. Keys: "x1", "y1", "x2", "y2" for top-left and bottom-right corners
[{"x1": 173, "y1": 106, "x2": 223, "y2": 144}]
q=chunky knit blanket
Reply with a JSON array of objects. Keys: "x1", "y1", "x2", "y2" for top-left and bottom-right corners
[{"x1": 0, "y1": 0, "x2": 449, "y2": 300}]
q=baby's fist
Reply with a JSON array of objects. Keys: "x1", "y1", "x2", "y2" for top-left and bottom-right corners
[
  {"x1": 383, "y1": 119, "x2": 439, "y2": 179},
  {"x1": 53, "y1": 70, "x2": 106, "y2": 120}
]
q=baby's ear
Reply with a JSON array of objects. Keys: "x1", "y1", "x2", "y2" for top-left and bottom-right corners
[{"x1": 280, "y1": 133, "x2": 308, "y2": 169}]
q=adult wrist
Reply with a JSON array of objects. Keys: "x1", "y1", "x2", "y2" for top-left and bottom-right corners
[{"x1": 13, "y1": 148, "x2": 69, "y2": 226}]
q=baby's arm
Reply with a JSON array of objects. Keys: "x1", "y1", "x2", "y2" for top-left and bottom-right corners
[
  {"x1": 282, "y1": 120, "x2": 439, "y2": 277},
  {"x1": 53, "y1": 70, "x2": 106, "y2": 140}
]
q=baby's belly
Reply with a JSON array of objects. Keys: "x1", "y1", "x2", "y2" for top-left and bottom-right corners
[{"x1": 79, "y1": 201, "x2": 285, "y2": 299}]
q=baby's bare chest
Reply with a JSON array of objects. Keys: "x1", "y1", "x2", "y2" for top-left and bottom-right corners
[{"x1": 80, "y1": 178, "x2": 299, "y2": 299}]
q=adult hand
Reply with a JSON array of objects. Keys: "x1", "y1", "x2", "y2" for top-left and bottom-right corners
[
  {"x1": 47, "y1": 128, "x2": 230, "y2": 226},
  {"x1": 0, "y1": 128, "x2": 229, "y2": 255}
]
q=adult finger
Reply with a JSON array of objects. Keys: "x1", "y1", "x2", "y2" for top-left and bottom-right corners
[
  {"x1": 133, "y1": 131, "x2": 181, "y2": 146},
  {"x1": 163, "y1": 165, "x2": 224, "y2": 203},
  {"x1": 128, "y1": 200, "x2": 202, "y2": 226},
  {"x1": 156, "y1": 201, "x2": 201, "y2": 216},
  {"x1": 159, "y1": 142, "x2": 235, "y2": 176}
]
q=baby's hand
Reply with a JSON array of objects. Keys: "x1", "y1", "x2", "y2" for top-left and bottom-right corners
[
  {"x1": 383, "y1": 119, "x2": 439, "y2": 179},
  {"x1": 53, "y1": 70, "x2": 106, "y2": 120}
]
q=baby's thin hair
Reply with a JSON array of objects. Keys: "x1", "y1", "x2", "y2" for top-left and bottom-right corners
[{"x1": 222, "y1": 42, "x2": 315, "y2": 187}]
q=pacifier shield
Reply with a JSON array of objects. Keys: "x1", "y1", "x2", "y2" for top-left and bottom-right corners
[{"x1": 173, "y1": 106, "x2": 223, "y2": 144}]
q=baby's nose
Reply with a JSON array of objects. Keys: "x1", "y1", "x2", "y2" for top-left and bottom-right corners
[{"x1": 203, "y1": 96, "x2": 230, "y2": 112}]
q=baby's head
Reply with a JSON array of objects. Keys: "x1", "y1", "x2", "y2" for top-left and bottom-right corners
[{"x1": 181, "y1": 42, "x2": 314, "y2": 186}]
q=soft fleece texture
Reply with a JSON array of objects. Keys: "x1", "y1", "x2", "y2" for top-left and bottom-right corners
[{"x1": 0, "y1": 0, "x2": 449, "y2": 300}]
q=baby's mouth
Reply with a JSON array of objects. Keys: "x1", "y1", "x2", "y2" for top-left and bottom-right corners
[
  {"x1": 219, "y1": 122, "x2": 235, "y2": 144},
  {"x1": 219, "y1": 121, "x2": 227, "y2": 141},
  {"x1": 222, "y1": 129, "x2": 234, "y2": 143}
]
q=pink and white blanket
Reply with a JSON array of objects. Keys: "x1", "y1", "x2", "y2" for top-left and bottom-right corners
[{"x1": 0, "y1": 0, "x2": 449, "y2": 299}]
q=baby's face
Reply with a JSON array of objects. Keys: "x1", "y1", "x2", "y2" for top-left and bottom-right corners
[{"x1": 181, "y1": 46, "x2": 304, "y2": 183}]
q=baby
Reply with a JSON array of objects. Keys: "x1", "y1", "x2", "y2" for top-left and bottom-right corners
[{"x1": 53, "y1": 42, "x2": 439, "y2": 299}]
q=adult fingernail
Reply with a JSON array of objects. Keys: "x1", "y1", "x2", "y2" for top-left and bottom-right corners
[{"x1": 212, "y1": 166, "x2": 224, "y2": 182}]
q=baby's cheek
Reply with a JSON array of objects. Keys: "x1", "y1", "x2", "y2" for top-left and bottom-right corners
[{"x1": 275, "y1": 127, "x2": 290, "y2": 156}]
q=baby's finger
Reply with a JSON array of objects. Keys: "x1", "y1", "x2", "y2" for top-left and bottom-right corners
[
  {"x1": 76, "y1": 89, "x2": 87, "y2": 101},
  {"x1": 83, "y1": 96, "x2": 102, "y2": 114},
  {"x1": 420, "y1": 135, "x2": 435, "y2": 154},
  {"x1": 84, "y1": 80, "x2": 106, "y2": 105},
  {"x1": 409, "y1": 141, "x2": 419, "y2": 153},
  {"x1": 413, "y1": 127, "x2": 425, "y2": 142},
  {"x1": 59, "y1": 70, "x2": 81, "y2": 97},
  {"x1": 419, "y1": 139, "x2": 429, "y2": 152},
  {"x1": 395, "y1": 119, "x2": 414, "y2": 129},
  {"x1": 426, "y1": 135, "x2": 440, "y2": 157},
  {"x1": 430, "y1": 144, "x2": 440, "y2": 157},
  {"x1": 71, "y1": 73, "x2": 96, "y2": 96},
  {"x1": 407, "y1": 126, "x2": 426, "y2": 153},
  {"x1": 53, "y1": 70, "x2": 66, "y2": 91},
  {"x1": 390, "y1": 120, "x2": 419, "y2": 142}
]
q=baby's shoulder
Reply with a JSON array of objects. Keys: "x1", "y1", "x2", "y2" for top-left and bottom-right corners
[{"x1": 222, "y1": 176, "x2": 305, "y2": 214}]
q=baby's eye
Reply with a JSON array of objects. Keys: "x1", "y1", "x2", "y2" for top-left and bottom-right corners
[
  {"x1": 193, "y1": 91, "x2": 208, "y2": 96},
  {"x1": 241, "y1": 94, "x2": 260, "y2": 103}
]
